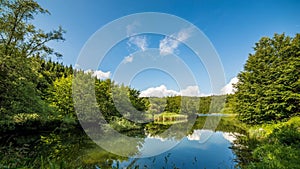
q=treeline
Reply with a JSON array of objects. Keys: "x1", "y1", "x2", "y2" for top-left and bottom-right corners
[
  {"x1": 0, "y1": 0, "x2": 149, "y2": 132},
  {"x1": 0, "y1": 55, "x2": 151, "y2": 132},
  {"x1": 145, "y1": 95, "x2": 227, "y2": 117}
]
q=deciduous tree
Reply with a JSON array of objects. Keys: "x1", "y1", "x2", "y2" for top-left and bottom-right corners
[{"x1": 233, "y1": 33, "x2": 300, "y2": 124}]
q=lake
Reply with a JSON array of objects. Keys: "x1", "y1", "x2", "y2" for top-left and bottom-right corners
[
  {"x1": 0, "y1": 116, "x2": 246, "y2": 169},
  {"x1": 108, "y1": 130, "x2": 237, "y2": 169}
]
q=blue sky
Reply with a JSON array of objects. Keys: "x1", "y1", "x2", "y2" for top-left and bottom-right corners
[{"x1": 34, "y1": 0, "x2": 300, "y2": 96}]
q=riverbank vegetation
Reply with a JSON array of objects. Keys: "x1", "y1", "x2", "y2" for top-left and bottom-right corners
[
  {"x1": 233, "y1": 117, "x2": 300, "y2": 169},
  {"x1": 230, "y1": 34, "x2": 300, "y2": 168},
  {"x1": 0, "y1": 0, "x2": 299, "y2": 168}
]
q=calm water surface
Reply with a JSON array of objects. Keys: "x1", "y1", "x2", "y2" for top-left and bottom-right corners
[
  {"x1": 1, "y1": 116, "x2": 244, "y2": 169},
  {"x1": 110, "y1": 130, "x2": 237, "y2": 169},
  {"x1": 84, "y1": 116, "x2": 243, "y2": 169}
]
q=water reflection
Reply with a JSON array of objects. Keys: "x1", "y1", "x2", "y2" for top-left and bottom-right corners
[
  {"x1": 99, "y1": 116, "x2": 244, "y2": 168},
  {"x1": 0, "y1": 116, "x2": 245, "y2": 168},
  {"x1": 111, "y1": 129, "x2": 238, "y2": 169},
  {"x1": 187, "y1": 129, "x2": 237, "y2": 143}
]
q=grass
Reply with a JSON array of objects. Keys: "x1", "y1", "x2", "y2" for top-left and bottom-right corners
[
  {"x1": 248, "y1": 116, "x2": 300, "y2": 140},
  {"x1": 242, "y1": 116, "x2": 300, "y2": 169}
]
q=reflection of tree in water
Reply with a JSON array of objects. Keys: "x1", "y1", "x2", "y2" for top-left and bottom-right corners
[
  {"x1": 81, "y1": 121, "x2": 146, "y2": 158},
  {"x1": 0, "y1": 129, "x2": 131, "y2": 168},
  {"x1": 86, "y1": 116, "x2": 247, "y2": 169},
  {"x1": 145, "y1": 120, "x2": 194, "y2": 141},
  {"x1": 145, "y1": 116, "x2": 246, "y2": 140},
  {"x1": 83, "y1": 145, "x2": 129, "y2": 169},
  {"x1": 0, "y1": 115, "x2": 247, "y2": 168},
  {"x1": 230, "y1": 133, "x2": 260, "y2": 168},
  {"x1": 192, "y1": 116, "x2": 247, "y2": 134}
]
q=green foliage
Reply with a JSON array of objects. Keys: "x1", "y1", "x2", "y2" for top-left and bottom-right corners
[
  {"x1": 268, "y1": 124, "x2": 300, "y2": 147},
  {"x1": 94, "y1": 78, "x2": 119, "y2": 120},
  {"x1": 245, "y1": 125, "x2": 300, "y2": 169},
  {"x1": 247, "y1": 144, "x2": 300, "y2": 169},
  {"x1": 234, "y1": 117, "x2": 300, "y2": 169},
  {"x1": 232, "y1": 33, "x2": 300, "y2": 124},
  {"x1": 111, "y1": 84, "x2": 148, "y2": 122},
  {"x1": 145, "y1": 95, "x2": 226, "y2": 119},
  {"x1": 144, "y1": 97, "x2": 166, "y2": 119},
  {"x1": 0, "y1": 0, "x2": 65, "y2": 58},
  {"x1": 3, "y1": 1, "x2": 300, "y2": 169},
  {"x1": 107, "y1": 116, "x2": 142, "y2": 132},
  {"x1": 164, "y1": 96, "x2": 181, "y2": 113},
  {"x1": 180, "y1": 97, "x2": 199, "y2": 115},
  {"x1": 36, "y1": 57, "x2": 73, "y2": 99},
  {"x1": 0, "y1": 130, "x2": 94, "y2": 169},
  {"x1": 46, "y1": 70, "x2": 148, "y2": 125},
  {"x1": 0, "y1": 0, "x2": 65, "y2": 130},
  {"x1": 198, "y1": 96, "x2": 211, "y2": 114},
  {"x1": 48, "y1": 75, "x2": 75, "y2": 117}
]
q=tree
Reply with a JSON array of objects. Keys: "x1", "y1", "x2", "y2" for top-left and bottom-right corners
[
  {"x1": 47, "y1": 75, "x2": 75, "y2": 117},
  {"x1": 0, "y1": 0, "x2": 65, "y2": 58},
  {"x1": 198, "y1": 96, "x2": 211, "y2": 114},
  {"x1": 0, "y1": 0, "x2": 65, "y2": 128},
  {"x1": 165, "y1": 96, "x2": 181, "y2": 113},
  {"x1": 111, "y1": 84, "x2": 147, "y2": 123},
  {"x1": 145, "y1": 97, "x2": 166, "y2": 119},
  {"x1": 233, "y1": 33, "x2": 300, "y2": 124},
  {"x1": 181, "y1": 97, "x2": 199, "y2": 116}
]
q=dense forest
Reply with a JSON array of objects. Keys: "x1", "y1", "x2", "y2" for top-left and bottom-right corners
[{"x1": 0, "y1": 0, "x2": 299, "y2": 168}]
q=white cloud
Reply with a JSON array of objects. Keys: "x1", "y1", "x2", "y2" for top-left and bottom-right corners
[
  {"x1": 221, "y1": 77, "x2": 239, "y2": 94},
  {"x1": 187, "y1": 130, "x2": 214, "y2": 143},
  {"x1": 187, "y1": 129, "x2": 202, "y2": 141},
  {"x1": 128, "y1": 36, "x2": 148, "y2": 52},
  {"x1": 222, "y1": 132, "x2": 237, "y2": 143},
  {"x1": 146, "y1": 134, "x2": 168, "y2": 142},
  {"x1": 139, "y1": 85, "x2": 179, "y2": 98},
  {"x1": 123, "y1": 55, "x2": 134, "y2": 63},
  {"x1": 139, "y1": 85, "x2": 206, "y2": 97},
  {"x1": 126, "y1": 21, "x2": 148, "y2": 54},
  {"x1": 137, "y1": 76, "x2": 242, "y2": 98},
  {"x1": 85, "y1": 69, "x2": 111, "y2": 79},
  {"x1": 93, "y1": 70, "x2": 111, "y2": 79},
  {"x1": 180, "y1": 85, "x2": 200, "y2": 97},
  {"x1": 159, "y1": 28, "x2": 192, "y2": 56}
]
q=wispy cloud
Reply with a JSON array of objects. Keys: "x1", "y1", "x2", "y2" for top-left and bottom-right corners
[
  {"x1": 123, "y1": 55, "x2": 134, "y2": 63},
  {"x1": 127, "y1": 35, "x2": 148, "y2": 52},
  {"x1": 221, "y1": 77, "x2": 238, "y2": 94},
  {"x1": 85, "y1": 69, "x2": 111, "y2": 79},
  {"x1": 159, "y1": 28, "x2": 192, "y2": 56},
  {"x1": 125, "y1": 21, "x2": 148, "y2": 63}
]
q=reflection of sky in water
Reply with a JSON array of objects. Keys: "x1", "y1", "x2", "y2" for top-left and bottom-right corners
[
  {"x1": 113, "y1": 129, "x2": 237, "y2": 169},
  {"x1": 188, "y1": 129, "x2": 237, "y2": 143},
  {"x1": 137, "y1": 135, "x2": 179, "y2": 157}
]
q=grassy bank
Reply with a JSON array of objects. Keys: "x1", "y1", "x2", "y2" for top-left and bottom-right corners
[{"x1": 239, "y1": 116, "x2": 300, "y2": 169}]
